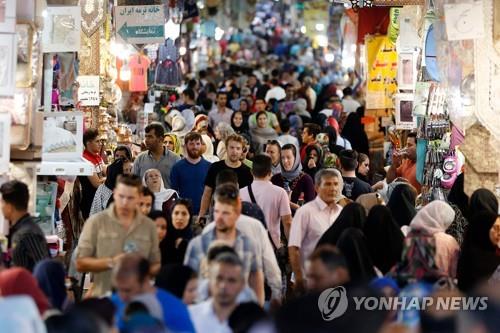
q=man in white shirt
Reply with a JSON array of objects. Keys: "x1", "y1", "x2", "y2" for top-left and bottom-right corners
[
  {"x1": 240, "y1": 155, "x2": 292, "y2": 247},
  {"x1": 341, "y1": 87, "x2": 361, "y2": 114},
  {"x1": 208, "y1": 92, "x2": 233, "y2": 129},
  {"x1": 265, "y1": 78, "x2": 286, "y2": 103},
  {"x1": 288, "y1": 168, "x2": 343, "y2": 292},
  {"x1": 189, "y1": 252, "x2": 245, "y2": 333}
]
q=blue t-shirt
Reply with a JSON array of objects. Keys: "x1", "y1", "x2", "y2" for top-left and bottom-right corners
[
  {"x1": 170, "y1": 158, "x2": 211, "y2": 213},
  {"x1": 111, "y1": 288, "x2": 195, "y2": 333}
]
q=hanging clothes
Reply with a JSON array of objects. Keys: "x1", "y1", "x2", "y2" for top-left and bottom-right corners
[{"x1": 129, "y1": 54, "x2": 151, "y2": 92}]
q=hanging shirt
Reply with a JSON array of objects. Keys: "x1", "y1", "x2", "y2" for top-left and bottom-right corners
[{"x1": 128, "y1": 55, "x2": 151, "y2": 92}]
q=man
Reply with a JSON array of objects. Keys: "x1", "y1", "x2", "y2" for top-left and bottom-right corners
[
  {"x1": 288, "y1": 169, "x2": 343, "y2": 292},
  {"x1": 248, "y1": 98, "x2": 280, "y2": 131},
  {"x1": 265, "y1": 78, "x2": 286, "y2": 103},
  {"x1": 0, "y1": 181, "x2": 49, "y2": 271},
  {"x1": 138, "y1": 187, "x2": 154, "y2": 216},
  {"x1": 198, "y1": 134, "x2": 253, "y2": 220},
  {"x1": 133, "y1": 123, "x2": 180, "y2": 189},
  {"x1": 81, "y1": 128, "x2": 106, "y2": 219},
  {"x1": 340, "y1": 150, "x2": 372, "y2": 201},
  {"x1": 76, "y1": 175, "x2": 161, "y2": 296},
  {"x1": 265, "y1": 140, "x2": 282, "y2": 176},
  {"x1": 189, "y1": 253, "x2": 245, "y2": 333},
  {"x1": 240, "y1": 155, "x2": 292, "y2": 248},
  {"x1": 185, "y1": 184, "x2": 265, "y2": 305},
  {"x1": 300, "y1": 123, "x2": 321, "y2": 162},
  {"x1": 208, "y1": 92, "x2": 233, "y2": 129},
  {"x1": 178, "y1": 88, "x2": 197, "y2": 130},
  {"x1": 306, "y1": 245, "x2": 350, "y2": 292},
  {"x1": 277, "y1": 118, "x2": 299, "y2": 149},
  {"x1": 341, "y1": 87, "x2": 361, "y2": 114},
  {"x1": 170, "y1": 132, "x2": 211, "y2": 214},
  {"x1": 111, "y1": 253, "x2": 195, "y2": 333},
  {"x1": 387, "y1": 132, "x2": 421, "y2": 193}
]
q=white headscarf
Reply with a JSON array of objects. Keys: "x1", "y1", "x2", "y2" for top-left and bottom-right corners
[
  {"x1": 410, "y1": 200, "x2": 455, "y2": 235},
  {"x1": 142, "y1": 169, "x2": 177, "y2": 211},
  {"x1": 201, "y1": 134, "x2": 219, "y2": 163}
]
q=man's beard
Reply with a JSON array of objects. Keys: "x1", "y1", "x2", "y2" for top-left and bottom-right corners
[{"x1": 187, "y1": 149, "x2": 201, "y2": 159}]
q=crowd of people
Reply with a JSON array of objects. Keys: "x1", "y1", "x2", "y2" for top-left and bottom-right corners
[{"x1": 2, "y1": 56, "x2": 500, "y2": 333}]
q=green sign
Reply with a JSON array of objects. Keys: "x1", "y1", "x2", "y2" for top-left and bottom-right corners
[{"x1": 118, "y1": 22, "x2": 164, "y2": 41}]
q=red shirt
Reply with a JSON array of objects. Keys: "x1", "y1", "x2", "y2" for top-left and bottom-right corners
[
  {"x1": 396, "y1": 159, "x2": 421, "y2": 193},
  {"x1": 83, "y1": 149, "x2": 105, "y2": 178}
]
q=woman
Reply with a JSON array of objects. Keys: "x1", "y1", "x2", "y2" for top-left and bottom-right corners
[
  {"x1": 356, "y1": 153, "x2": 370, "y2": 184},
  {"x1": 336, "y1": 228, "x2": 377, "y2": 284},
  {"x1": 239, "y1": 99, "x2": 251, "y2": 118},
  {"x1": 164, "y1": 133, "x2": 182, "y2": 156},
  {"x1": 251, "y1": 111, "x2": 278, "y2": 155},
  {"x1": 155, "y1": 265, "x2": 198, "y2": 305},
  {"x1": 446, "y1": 173, "x2": 469, "y2": 245},
  {"x1": 171, "y1": 115, "x2": 190, "y2": 147},
  {"x1": 0, "y1": 268, "x2": 50, "y2": 314},
  {"x1": 386, "y1": 183, "x2": 417, "y2": 227},
  {"x1": 409, "y1": 201, "x2": 459, "y2": 277},
  {"x1": 469, "y1": 188, "x2": 498, "y2": 215},
  {"x1": 89, "y1": 158, "x2": 133, "y2": 215},
  {"x1": 457, "y1": 211, "x2": 500, "y2": 292},
  {"x1": 271, "y1": 144, "x2": 315, "y2": 211},
  {"x1": 363, "y1": 205, "x2": 404, "y2": 275},
  {"x1": 149, "y1": 210, "x2": 167, "y2": 243},
  {"x1": 200, "y1": 134, "x2": 219, "y2": 163},
  {"x1": 142, "y1": 169, "x2": 178, "y2": 213},
  {"x1": 214, "y1": 122, "x2": 235, "y2": 160},
  {"x1": 161, "y1": 199, "x2": 194, "y2": 265},
  {"x1": 317, "y1": 202, "x2": 366, "y2": 247},
  {"x1": 231, "y1": 110, "x2": 250, "y2": 136},
  {"x1": 341, "y1": 112, "x2": 369, "y2": 155},
  {"x1": 302, "y1": 144, "x2": 323, "y2": 181},
  {"x1": 194, "y1": 114, "x2": 210, "y2": 135},
  {"x1": 33, "y1": 259, "x2": 69, "y2": 311}
]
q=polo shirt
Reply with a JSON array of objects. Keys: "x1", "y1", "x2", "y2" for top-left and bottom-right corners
[
  {"x1": 189, "y1": 299, "x2": 231, "y2": 333},
  {"x1": 133, "y1": 147, "x2": 180, "y2": 189},
  {"x1": 288, "y1": 196, "x2": 342, "y2": 273},
  {"x1": 77, "y1": 205, "x2": 161, "y2": 296},
  {"x1": 170, "y1": 158, "x2": 211, "y2": 213}
]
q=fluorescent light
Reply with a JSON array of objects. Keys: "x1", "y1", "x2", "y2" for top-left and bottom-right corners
[
  {"x1": 325, "y1": 53, "x2": 335, "y2": 63},
  {"x1": 315, "y1": 23, "x2": 325, "y2": 32},
  {"x1": 197, "y1": 1, "x2": 204, "y2": 9},
  {"x1": 179, "y1": 46, "x2": 187, "y2": 56},
  {"x1": 300, "y1": 25, "x2": 307, "y2": 34}
]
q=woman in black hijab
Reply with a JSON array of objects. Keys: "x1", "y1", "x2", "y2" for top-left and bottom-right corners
[
  {"x1": 340, "y1": 112, "x2": 369, "y2": 155},
  {"x1": 387, "y1": 184, "x2": 417, "y2": 227},
  {"x1": 457, "y1": 211, "x2": 500, "y2": 292},
  {"x1": 160, "y1": 199, "x2": 194, "y2": 265},
  {"x1": 363, "y1": 205, "x2": 404, "y2": 274},
  {"x1": 469, "y1": 188, "x2": 498, "y2": 215},
  {"x1": 302, "y1": 144, "x2": 323, "y2": 181},
  {"x1": 230, "y1": 110, "x2": 250, "y2": 136},
  {"x1": 317, "y1": 203, "x2": 366, "y2": 247},
  {"x1": 155, "y1": 264, "x2": 198, "y2": 305},
  {"x1": 337, "y1": 228, "x2": 377, "y2": 284},
  {"x1": 446, "y1": 173, "x2": 470, "y2": 245}
]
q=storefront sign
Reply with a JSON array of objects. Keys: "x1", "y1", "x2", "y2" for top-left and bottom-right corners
[
  {"x1": 115, "y1": 5, "x2": 165, "y2": 44},
  {"x1": 77, "y1": 75, "x2": 100, "y2": 106}
]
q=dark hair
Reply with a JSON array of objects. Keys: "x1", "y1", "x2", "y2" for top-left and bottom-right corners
[
  {"x1": 148, "y1": 210, "x2": 166, "y2": 221},
  {"x1": 145, "y1": 123, "x2": 165, "y2": 138},
  {"x1": 0, "y1": 180, "x2": 29, "y2": 211},
  {"x1": 207, "y1": 244, "x2": 237, "y2": 262},
  {"x1": 199, "y1": 70, "x2": 207, "y2": 78},
  {"x1": 216, "y1": 169, "x2": 239, "y2": 187},
  {"x1": 281, "y1": 143, "x2": 297, "y2": 157},
  {"x1": 229, "y1": 302, "x2": 268, "y2": 333},
  {"x1": 252, "y1": 155, "x2": 272, "y2": 178},
  {"x1": 214, "y1": 183, "x2": 240, "y2": 207},
  {"x1": 114, "y1": 145, "x2": 132, "y2": 161},
  {"x1": 124, "y1": 301, "x2": 149, "y2": 318},
  {"x1": 116, "y1": 175, "x2": 143, "y2": 192},
  {"x1": 72, "y1": 298, "x2": 116, "y2": 328},
  {"x1": 141, "y1": 186, "x2": 155, "y2": 202},
  {"x1": 184, "y1": 131, "x2": 202, "y2": 145},
  {"x1": 155, "y1": 264, "x2": 197, "y2": 299},
  {"x1": 280, "y1": 118, "x2": 291, "y2": 133},
  {"x1": 217, "y1": 91, "x2": 228, "y2": 98},
  {"x1": 113, "y1": 253, "x2": 150, "y2": 284},
  {"x1": 183, "y1": 88, "x2": 195, "y2": 101},
  {"x1": 171, "y1": 198, "x2": 193, "y2": 218},
  {"x1": 201, "y1": 98, "x2": 213, "y2": 111},
  {"x1": 407, "y1": 132, "x2": 417, "y2": 141},
  {"x1": 340, "y1": 150, "x2": 359, "y2": 172},
  {"x1": 271, "y1": 78, "x2": 279, "y2": 86},
  {"x1": 358, "y1": 153, "x2": 369, "y2": 164},
  {"x1": 304, "y1": 123, "x2": 321, "y2": 139},
  {"x1": 256, "y1": 111, "x2": 268, "y2": 121},
  {"x1": 45, "y1": 309, "x2": 107, "y2": 333},
  {"x1": 309, "y1": 245, "x2": 348, "y2": 271},
  {"x1": 343, "y1": 87, "x2": 353, "y2": 96},
  {"x1": 212, "y1": 252, "x2": 243, "y2": 268},
  {"x1": 83, "y1": 128, "x2": 99, "y2": 147}
]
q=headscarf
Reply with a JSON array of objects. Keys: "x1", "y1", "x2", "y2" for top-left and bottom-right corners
[
  {"x1": 160, "y1": 201, "x2": 194, "y2": 265},
  {"x1": 142, "y1": 169, "x2": 178, "y2": 211},
  {"x1": 336, "y1": 228, "x2": 376, "y2": 284},
  {"x1": 155, "y1": 264, "x2": 196, "y2": 299},
  {"x1": 317, "y1": 203, "x2": 366, "y2": 247},
  {"x1": 304, "y1": 144, "x2": 323, "y2": 167},
  {"x1": 387, "y1": 184, "x2": 417, "y2": 227},
  {"x1": 201, "y1": 134, "x2": 219, "y2": 163},
  {"x1": 363, "y1": 205, "x2": 404, "y2": 274},
  {"x1": 280, "y1": 144, "x2": 303, "y2": 181},
  {"x1": 0, "y1": 296, "x2": 46, "y2": 333},
  {"x1": 230, "y1": 110, "x2": 249, "y2": 135},
  {"x1": 171, "y1": 115, "x2": 189, "y2": 145},
  {"x1": 0, "y1": 268, "x2": 50, "y2": 314},
  {"x1": 33, "y1": 259, "x2": 67, "y2": 311},
  {"x1": 104, "y1": 158, "x2": 124, "y2": 190},
  {"x1": 356, "y1": 193, "x2": 383, "y2": 216},
  {"x1": 341, "y1": 112, "x2": 369, "y2": 155},
  {"x1": 410, "y1": 201, "x2": 456, "y2": 235},
  {"x1": 447, "y1": 173, "x2": 469, "y2": 218},
  {"x1": 164, "y1": 133, "x2": 182, "y2": 156},
  {"x1": 470, "y1": 188, "x2": 498, "y2": 215},
  {"x1": 194, "y1": 114, "x2": 209, "y2": 133}
]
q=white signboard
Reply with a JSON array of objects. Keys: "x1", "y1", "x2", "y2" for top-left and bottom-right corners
[
  {"x1": 115, "y1": 5, "x2": 165, "y2": 44},
  {"x1": 444, "y1": 1, "x2": 485, "y2": 41},
  {"x1": 77, "y1": 75, "x2": 100, "y2": 106},
  {"x1": 42, "y1": 6, "x2": 81, "y2": 53}
]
